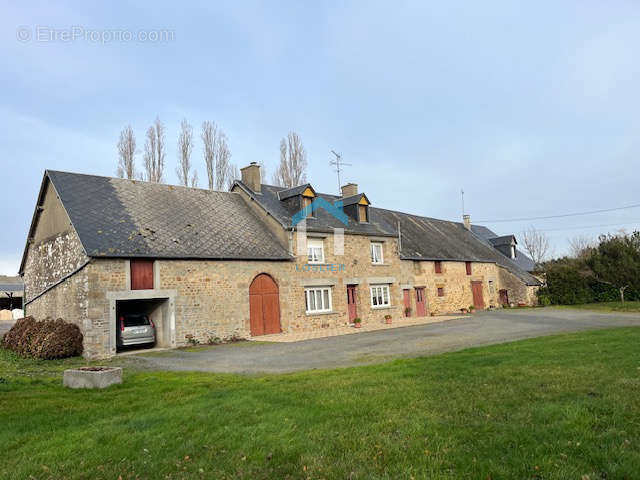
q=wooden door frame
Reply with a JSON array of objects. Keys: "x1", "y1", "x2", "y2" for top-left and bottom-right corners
[
  {"x1": 471, "y1": 281, "x2": 485, "y2": 310},
  {"x1": 346, "y1": 284, "x2": 358, "y2": 322},
  {"x1": 249, "y1": 273, "x2": 281, "y2": 336}
]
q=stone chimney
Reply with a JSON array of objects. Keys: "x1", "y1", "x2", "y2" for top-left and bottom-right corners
[
  {"x1": 463, "y1": 214, "x2": 471, "y2": 231},
  {"x1": 341, "y1": 183, "x2": 358, "y2": 197},
  {"x1": 240, "y1": 162, "x2": 261, "y2": 193}
]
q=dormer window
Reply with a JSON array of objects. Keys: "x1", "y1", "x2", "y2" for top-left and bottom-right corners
[
  {"x1": 510, "y1": 245, "x2": 516, "y2": 259},
  {"x1": 301, "y1": 187, "x2": 315, "y2": 218},
  {"x1": 359, "y1": 204, "x2": 368, "y2": 222}
]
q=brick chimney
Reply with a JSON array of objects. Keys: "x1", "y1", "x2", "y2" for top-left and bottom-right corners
[
  {"x1": 240, "y1": 162, "x2": 261, "y2": 193},
  {"x1": 463, "y1": 214, "x2": 471, "y2": 231},
  {"x1": 341, "y1": 183, "x2": 358, "y2": 197}
]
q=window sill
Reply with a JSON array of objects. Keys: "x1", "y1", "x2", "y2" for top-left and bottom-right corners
[
  {"x1": 371, "y1": 305, "x2": 393, "y2": 310},
  {"x1": 305, "y1": 311, "x2": 338, "y2": 316},
  {"x1": 371, "y1": 263, "x2": 390, "y2": 266}
]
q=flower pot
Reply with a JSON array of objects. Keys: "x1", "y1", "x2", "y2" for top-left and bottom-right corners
[
  {"x1": 354, "y1": 323, "x2": 362, "y2": 328},
  {"x1": 63, "y1": 367, "x2": 122, "y2": 389},
  {"x1": 385, "y1": 318, "x2": 392, "y2": 324}
]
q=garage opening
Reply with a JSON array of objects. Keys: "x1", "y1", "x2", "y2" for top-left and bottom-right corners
[{"x1": 115, "y1": 298, "x2": 170, "y2": 352}]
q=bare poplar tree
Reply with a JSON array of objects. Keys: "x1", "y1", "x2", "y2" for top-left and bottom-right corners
[
  {"x1": 568, "y1": 235, "x2": 594, "y2": 258},
  {"x1": 521, "y1": 226, "x2": 552, "y2": 268},
  {"x1": 143, "y1": 116, "x2": 166, "y2": 183},
  {"x1": 258, "y1": 160, "x2": 267, "y2": 183},
  {"x1": 117, "y1": 125, "x2": 137, "y2": 179},
  {"x1": 176, "y1": 119, "x2": 197, "y2": 187},
  {"x1": 272, "y1": 131, "x2": 307, "y2": 187},
  {"x1": 201, "y1": 121, "x2": 231, "y2": 190},
  {"x1": 226, "y1": 164, "x2": 240, "y2": 190},
  {"x1": 201, "y1": 121, "x2": 216, "y2": 189},
  {"x1": 214, "y1": 132, "x2": 231, "y2": 191}
]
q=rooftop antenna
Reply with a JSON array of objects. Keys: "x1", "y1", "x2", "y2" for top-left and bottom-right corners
[
  {"x1": 461, "y1": 188, "x2": 465, "y2": 217},
  {"x1": 330, "y1": 150, "x2": 352, "y2": 195}
]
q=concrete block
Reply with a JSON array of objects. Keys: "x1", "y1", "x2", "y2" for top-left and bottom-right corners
[{"x1": 63, "y1": 366, "x2": 122, "y2": 389}]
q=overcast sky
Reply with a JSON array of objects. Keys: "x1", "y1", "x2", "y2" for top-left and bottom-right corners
[{"x1": 1, "y1": 1, "x2": 639, "y2": 275}]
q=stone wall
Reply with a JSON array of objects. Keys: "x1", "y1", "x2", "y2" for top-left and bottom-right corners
[
  {"x1": 25, "y1": 228, "x2": 538, "y2": 359},
  {"x1": 413, "y1": 260, "x2": 501, "y2": 314},
  {"x1": 23, "y1": 230, "x2": 90, "y2": 348},
  {"x1": 497, "y1": 267, "x2": 538, "y2": 306}
]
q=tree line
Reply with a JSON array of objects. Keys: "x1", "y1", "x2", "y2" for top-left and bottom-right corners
[
  {"x1": 538, "y1": 231, "x2": 640, "y2": 305},
  {"x1": 117, "y1": 117, "x2": 308, "y2": 190}
]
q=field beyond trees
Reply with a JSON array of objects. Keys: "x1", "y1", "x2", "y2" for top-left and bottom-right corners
[{"x1": 1, "y1": 328, "x2": 640, "y2": 479}]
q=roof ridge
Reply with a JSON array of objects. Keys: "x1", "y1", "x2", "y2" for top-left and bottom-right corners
[{"x1": 47, "y1": 170, "x2": 238, "y2": 196}]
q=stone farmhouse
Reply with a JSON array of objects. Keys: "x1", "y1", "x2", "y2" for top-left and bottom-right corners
[{"x1": 20, "y1": 164, "x2": 541, "y2": 358}]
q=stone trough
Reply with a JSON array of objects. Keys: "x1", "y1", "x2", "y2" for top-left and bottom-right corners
[{"x1": 63, "y1": 366, "x2": 123, "y2": 389}]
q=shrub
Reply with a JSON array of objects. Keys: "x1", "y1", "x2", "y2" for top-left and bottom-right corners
[{"x1": 2, "y1": 317, "x2": 83, "y2": 359}]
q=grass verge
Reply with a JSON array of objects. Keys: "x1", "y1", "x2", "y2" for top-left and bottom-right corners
[
  {"x1": 552, "y1": 301, "x2": 640, "y2": 313},
  {"x1": 1, "y1": 327, "x2": 640, "y2": 479}
]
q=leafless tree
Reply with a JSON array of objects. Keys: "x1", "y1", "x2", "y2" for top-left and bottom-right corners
[
  {"x1": 521, "y1": 226, "x2": 552, "y2": 268},
  {"x1": 143, "y1": 117, "x2": 166, "y2": 183},
  {"x1": 258, "y1": 160, "x2": 267, "y2": 183},
  {"x1": 201, "y1": 121, "x2": 216, "y2": 189},
  {"x1": 214, "y1": 133, "x2": 231, "y2": 191},
  {"x1": 201, "y1": 121, "x2": 232, "y2": 190},
  {"x1": 117, "y1": 125, "x2": 137, "y2": 179},
  {"x1": 272, "y1": 131, "x2": 307, "y2": 187},
  {"x1": 175, "y1": 119, "x2": 197, "y2": 187},
  {"x1": 226, "y1": 164, "x2": 240, "y2": 190},
  {"x1": 568, "y1": 235, "x2": 594, "y2": 258}
]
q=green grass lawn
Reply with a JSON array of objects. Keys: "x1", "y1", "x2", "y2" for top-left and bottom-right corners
[
  {"x1": 2, "y1": 328, "x2": 640, "y2": 479},
  {"x1": 552, "y1": 301, "x2": 640, "y2": 313}
]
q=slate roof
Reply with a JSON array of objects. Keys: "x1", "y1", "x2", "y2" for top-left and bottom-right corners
[
  {"x1": 236, "y1": 182, "x2": 541, "y2": 286},
  {"x1": 27, "y1": 171, "x2": 292, "y2": 264},
  {"x1": 277, "y1": 184, "x2": 314, "y2": 200},
  {"x1": 488, "y1": 235, "x2": 516, "y2": 246},
  {"x1": 0, "y1": 276, "x2": 23, "y2": 295},
  {"x1": 471, "y1": 225, "x2": 537, "y2": 273}
]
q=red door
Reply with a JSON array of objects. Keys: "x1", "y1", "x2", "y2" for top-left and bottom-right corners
[
  {"x1": 249, "y1": 274, "x2": 281, "y2": 336},
  {"x1": 347, "y1": 285, "x2": 357, "y2": 322},
  {"x1": 471, "y1": 281, "x2": 485, "y2": 310},
  {"x1": 131, "y1": 260, "x2": 154, "y2": 290},
  {"x1": 403, "y1": 289, "x2": 411, "y2": 316},
  {"x1": 499, "y1": 289, "x2": 509, "y2": 306},
  {"x1": 415, "y1": 287, "x2": 426, "y2": 316}
]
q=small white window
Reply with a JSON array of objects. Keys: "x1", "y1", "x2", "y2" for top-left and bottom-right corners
[
  {"x1": 305, "y1": 287, "x2": 332, "y2": 313},
  {"x1": 511, "y1": 245, "x2": 516, "y2": 259},
  {"x1": 370, "y1": 284, "x2": 391, "y2": 308},
  {"x1": 307, "y1": 238, "x2": 324, "y2": 264},
  {"x1": 370, "y1": 242, "x2": 384, "y2": 264}
]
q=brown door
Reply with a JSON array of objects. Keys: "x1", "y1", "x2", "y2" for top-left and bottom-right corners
[
  {"x1": 249, "y1": 274, "x2": 281, "y2": 336},
  {"x1": 347, "y1": 285, "x2": 357, "y2": 322},
  {"x1": 131, "y1": 259, "x2": 154, "y2": 290},
  {"x1": 471, "y1": 281, "x2": 485, "y2": 310},
  {"x1": 415, "y1": 287, "x2": 426, "y2": 316},
  {"x1": 499, "y1": 289, "x2": 509, "y2": 305},
  {"x1": 403, "y1": 289, "x2": 411, "y2": 316}
]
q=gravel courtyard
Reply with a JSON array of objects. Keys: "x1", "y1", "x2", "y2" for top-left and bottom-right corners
[{"x1": 134, "y1": 308, "x2": 640, "y2": 374}]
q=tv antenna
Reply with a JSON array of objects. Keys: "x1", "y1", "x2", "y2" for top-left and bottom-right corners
[
  {"x1": 330, "y1": 150, "x2": 352, "y2": 195},
  {"x1": 461, "y1": 188, "x2": 465, "y2": 216}
]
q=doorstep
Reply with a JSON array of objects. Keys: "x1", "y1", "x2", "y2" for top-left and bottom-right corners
[{"x1": 251, "y1": 314, "x2": 465, "y2": 343}]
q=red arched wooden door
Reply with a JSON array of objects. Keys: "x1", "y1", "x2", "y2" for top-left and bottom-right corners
[{"x1": 249, "y1": 274, "x2": 281, "y2": 336}]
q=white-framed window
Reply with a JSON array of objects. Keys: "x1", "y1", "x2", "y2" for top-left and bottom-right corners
[
  {"x1": 305, "y1": 287, "x2": 332, "y2": 313},
  {"x1": 510, "y1": 245, "x2": 516, "y2": 259},
  {"x1": 307, "y1": 238, "x2": 324, "y2": 264},
  {"x1": 370, "y1": 242, "x2": 384, "y2": 264},
  {"x1": 370, "y1": 284, "x2": 391, "y2": 308}
]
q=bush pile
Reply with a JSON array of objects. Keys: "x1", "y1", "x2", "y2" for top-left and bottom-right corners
[{"x1": 2, "y1": 316, "x2": 83, "y2": 359}]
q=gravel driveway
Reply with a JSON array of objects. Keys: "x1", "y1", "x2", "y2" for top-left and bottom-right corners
[{"x1": 135, "y1": 308, "x2": 640, "y2": 374}]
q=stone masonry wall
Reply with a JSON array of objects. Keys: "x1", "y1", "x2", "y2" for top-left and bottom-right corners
[
  {"x1": 23, "y1": 230, "x2": 90, "y2": 349},
  {"x1": 413, "y1": 260, "x2": 501, "y2": 314},
  {"x1": 80, "y1": 231, "x2": 537, "y2": 358}
]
